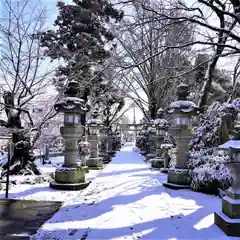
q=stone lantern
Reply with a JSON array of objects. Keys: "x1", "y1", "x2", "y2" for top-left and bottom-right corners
[
  {"x1": 163, "y1": 83, "x2": 198, "y2": 189},
  {"x1": 214, "y1": 124, "x2": 240, "y2": 237},
  {"x1": 50, "y1": 80, "x2": 90, "y2": 190},
  {"x1": 86, "y1": 110, "x2": 103, "y2": 170},
  {"x1": 99, "y1": 126, "x2": 110, "y2": 164},
  {"x1": 151, "y1": 108, "x2": 170, "y2": 168},
  {"x1": 146, "y1": 121, "x2": 157, "y2": 160}
]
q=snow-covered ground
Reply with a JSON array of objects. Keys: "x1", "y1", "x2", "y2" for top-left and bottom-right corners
[
  {"x1": 0, "y1": 156, "x2": 103, "y2": 201},
  {"x1": 29, "y1": 143, "x2": 237, "y2": 240}
]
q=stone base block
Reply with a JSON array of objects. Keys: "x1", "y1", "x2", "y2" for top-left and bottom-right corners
[
  {"x1": 146, "y1": 153, "x2": 155, "y2": 161},
  {"x1": 88, "y1": 166, "x2": 103, "y2": 170},
  {"x1": 87, "y1": 157, "x2": 103, "y2": 169},
  {"x1": 50, "y1": 180, "x2": 90, "y2": 191},
  {"x1": 163, "y1": 168, "x2": 190, "y2": 189},
  {"x1": 151, "y1": 159, "x2": 164, "y2": 169},
  {"x1": 99, "y1": 153, "x2": 111, "y2": 164},
  {"x1": 214, "y1": 211, "x2": 240, "y2": 237},
  {"x1": 163, "y1": 182, "x2": 190, "y2": 189},
  {"x1": 160, "y1": 168, "x2": 169, "y2": 173},
  {"x1": 107, "y1": 151, "x2": 115, "y2": 157},
  {"x1": 222, "y1": 196, "x2": 240, "y2": 218},
  {"x1": 81, "y1": 166, "x2": 89, "y2": 173},
  {"x1": 54, "y1": 166, "x2": 86, "y2": 184}
]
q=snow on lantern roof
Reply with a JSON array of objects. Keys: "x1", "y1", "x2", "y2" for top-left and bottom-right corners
[
  {"x1": 54, "y1": 96, "x2": 90, "y2": 113},
  {"x1": 219, "y1": 140, "x2": 240, "y2": 150},
  {"x1": 86, "y1": 118, "x2": 102, "y2": 125},
  {"x1": 154, "y1": 118, "x2": 169, "y2": 126}
]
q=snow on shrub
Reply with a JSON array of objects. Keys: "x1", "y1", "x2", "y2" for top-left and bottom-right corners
[
  {"x1": 188, "y1": 99, "x2": 240, "y2": 194},
  {"x1": 188, "y1": 150, "x2": 231, "y2": 194}
]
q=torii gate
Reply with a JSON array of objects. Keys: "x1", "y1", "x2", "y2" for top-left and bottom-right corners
[{"x1": 116, "y1": 123, "x2": 143, "y2": 142}]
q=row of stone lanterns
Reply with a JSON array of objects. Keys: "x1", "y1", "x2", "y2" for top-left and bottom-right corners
[{"x1": 144, "y1": 83, "x2": 240, "y2": 237}]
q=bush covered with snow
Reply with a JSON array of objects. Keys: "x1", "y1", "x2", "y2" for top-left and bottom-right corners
[
  {"x1": 188, "y1": 100, "x2": 240, "y2": 194},
  {"x1": 188, "y1": 150, "x2": 231, "y2": 194}
]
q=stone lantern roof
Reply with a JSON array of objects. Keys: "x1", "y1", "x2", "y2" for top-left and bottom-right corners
[
  {"x1": 86, "y1": 118, "x2": 103, "y2": 125},
  {"x1": 168, "y1": 84, "x2": 198, "y2": 114},
  {"x1": 54, "y1": 80, "x2": 90, "y2": 113}
]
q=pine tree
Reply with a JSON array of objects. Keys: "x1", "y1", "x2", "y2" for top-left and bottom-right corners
[{"x1": 35, "y1": 0, "x2": 123, "y2": 110}]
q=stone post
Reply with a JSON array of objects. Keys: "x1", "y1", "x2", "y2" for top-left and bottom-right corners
[
  {"x1": 214, "y1": 124, "x2": 240, "y2": 237},
  {"x1": 50, "y1": 80, "x2": 90, "y2": 190},
  {"x1": 86, "y1": 113, "x2": 103, "y2": 170},
  {"x1": 163, "y1": 83, "x2": 198, "y2": 189}
]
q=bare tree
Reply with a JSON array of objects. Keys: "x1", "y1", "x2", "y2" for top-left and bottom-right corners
[
  {"x1": 112, "y1": 0, "x2": 194, "y2": 119},
  {"x1": 0, "y1": 0, "x2": 57, "y2": 176},
  {"x1": 131, "y1": 0, "x2": 240, "y2": 112}
]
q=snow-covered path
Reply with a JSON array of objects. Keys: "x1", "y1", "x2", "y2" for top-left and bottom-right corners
[{"x1": 32, "y1": 144, "x2": 237, "y2": 240}]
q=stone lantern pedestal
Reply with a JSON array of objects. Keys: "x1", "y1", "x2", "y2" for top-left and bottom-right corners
[
  {"x1": 50, "y1": 80, "x2": 90, "y2": 191},
  {"x1": 163, "y1": 127, "x2": 192, "y2": 188},
  {"x1": 214, "y1": 139, "x2": 240, "y2": 237},
  {"x1": 163, "y1": 83, "x2": 198, "y2": 190}
]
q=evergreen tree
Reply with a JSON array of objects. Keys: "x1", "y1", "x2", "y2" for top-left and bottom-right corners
[{"x1": 35, "y1": 0, "x2": 123, "y2": 122}]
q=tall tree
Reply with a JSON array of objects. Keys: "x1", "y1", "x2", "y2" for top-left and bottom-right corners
[
  {"x1": 136, "y1": 0, "x2": 240, "y2": 112},
  {"x1": 35, "y1": 0, "x2": 124, "y2": 123},
  {"x1": 113, "y1": 0, "x2": 193, "y2": 119}
]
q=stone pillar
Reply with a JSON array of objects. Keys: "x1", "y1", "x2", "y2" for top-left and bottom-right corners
[
  {"x1": 87, "y1": 134, "x2": 103, "y2": 169},
  {"x1": 214, "y1": 138, "x2": 240, "y2": 237},
  {"x1": 163, "y1": 83, "x2": 198, "y2": 190},
  {"x1": 173, "y1": 128, "x2": 192, "y2": 169}
]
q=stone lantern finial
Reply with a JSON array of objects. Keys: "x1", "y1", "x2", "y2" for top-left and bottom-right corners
[
  {"x1": 64, "y1": 80, "x2": 79, "y2": 97},
  {"x1": 91, "y1": 108, "x2": 99, "y2": 119},
  {"x1": 176, "y1": 83, "x2": 189, "y2": 100},
  {"x1": 156, "y1": 108, "x2": 164, "y2": 119}
]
